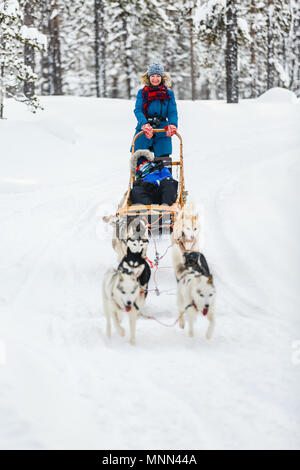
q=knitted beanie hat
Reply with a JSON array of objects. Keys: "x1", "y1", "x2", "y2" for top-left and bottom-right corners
[{"x1": 147, "y1": 63, "x2": 164, "y2": 77}]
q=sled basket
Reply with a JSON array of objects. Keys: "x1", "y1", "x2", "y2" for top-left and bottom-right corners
[{"x1": 116, "y1": 129, "x2": 187, "y2": 236}]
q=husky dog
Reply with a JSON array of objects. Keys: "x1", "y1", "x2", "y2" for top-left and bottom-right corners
[
  {"x1": 172, "y1": 203, "x2": 201, "y2": 252},
  {"x1": 118, "y1": 246, "x2": 151, "y2": 289},
  {"x1": 103, "y1": 215, "x2": 149, "y2": 262},
  {"x1": 118, "y1": 244, "x2": 151, "y2": 323},
  {"x1": 103, "y1": 266, "x2": 145, "y2": 345},
  {"x1": 172, "y1": 244, "x2": 216, "y2": 339}
]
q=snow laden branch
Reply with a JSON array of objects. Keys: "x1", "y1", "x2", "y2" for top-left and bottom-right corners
[{"x1": 0, "y1": 0, "x2": 46, "y2": 117}]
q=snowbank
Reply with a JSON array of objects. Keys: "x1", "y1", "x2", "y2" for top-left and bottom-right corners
[{"x1": 257, "y1": 87, "x2": 298, "y2": 103}]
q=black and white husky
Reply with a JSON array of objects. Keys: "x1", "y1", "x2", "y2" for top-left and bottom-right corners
[
  {"x1": 118, "y1": 242, "x2": 151, "y2": 289},
  {"x1": 103, "y1": 266, "x2": 145, "y2": 345},
  {"x1": 172, "y1": 244, "x2": 216, "y2": 339}
]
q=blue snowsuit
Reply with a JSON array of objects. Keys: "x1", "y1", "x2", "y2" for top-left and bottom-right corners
[
  {"x1": 130, "y1": 159, "x2": 178, "y2": 206},
  {"x1": 132, "y1": 88, "x2": 178, "y2": 157}
]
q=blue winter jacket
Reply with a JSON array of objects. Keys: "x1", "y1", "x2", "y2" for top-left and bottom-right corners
[
  {"x1": 143, "y1": 167, "x2": 173, "y2": 186},
  {"x1": 134, "y1": 88, "x2": 178, "y2": 131}
]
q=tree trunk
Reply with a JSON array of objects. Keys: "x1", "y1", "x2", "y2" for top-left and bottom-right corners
[
  {"x1": 122, "y1": 13, "x2": 134, "y2": 100},
  {"x1": 24, "y1": 0, "x2": 35, "y2": 98},
  {"x1": 0, "y1": 64, "x2": 4, "y2": 119},
  {"x1": 249, "y1": 0, "x2": 256, "y2": 98},
  {"x1": 225, "y1": 0, "x2": 239, "y2": 103},
  {"x1": 266, "y1": 2, "x2": 274, "y2": 90},
  {"x1": 289, "y1": 7, "x2": 300, "y2": 90},
  {"x1": 111, "y1": 75, "x2": 118, "y2": 98},
  {"x1": 189, "y1": 8, "x2": 196, "y2": 100},
  {"x1": 48, "y1": 1, "x2": 63, "y2": 95},
  {"x1": 40, "y1": 1, "x2": 50, "y2": 95},
  {"x1": 94, "y1": 0, "x2": 106, "y2": 98}
]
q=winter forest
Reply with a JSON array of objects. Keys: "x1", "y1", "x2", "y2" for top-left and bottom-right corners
[{"x1": 0, "y1": 0, "x2": 299, "y2": 116}]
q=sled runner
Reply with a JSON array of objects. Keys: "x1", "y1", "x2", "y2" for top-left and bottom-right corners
[{"x1": 117, "y1": 129, "x2": 187, "y2": 236}]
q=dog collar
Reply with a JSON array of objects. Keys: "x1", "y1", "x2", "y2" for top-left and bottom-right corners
[
  {"x1": 185, "y1": 302, "x2": 197, "y2": 311},
  {"x1": 185, "y1": 302, "x2": 209, "y2": 316}
]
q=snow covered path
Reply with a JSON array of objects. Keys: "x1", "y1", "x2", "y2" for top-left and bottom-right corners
[{"x1": 0, "y1": 90, "x2": 299, "y2": 449}]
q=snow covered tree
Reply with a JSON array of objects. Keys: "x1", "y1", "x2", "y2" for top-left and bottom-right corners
[
  {"x1": 38, "y1": 0, "x2": 63, "y2": 95},
  {"x1": 195, "y1": 0, "x2": 252, "y2": 101},
  {"x1": 104, "y1": 0, "x2": 143, "y2": 99},
  {"x1": 94, "y1": 0, "x2": 106, "y2": 97},
  {"x1": 170, "y1": 0, "x2": 199, "y2": 99},
  {"x1": 59, "y1": 0, "x2": 95, "y2": 96},
  {"x1": 290, "y1": 0, "x2": 300, "y2": 93},
  {"x1": 22, "y1": 0, "x2": 36, "y2": 98},
  {"x1": 247, "y1": 0, "x2": 266, "y2": 97},
  {"x1": 265, "y1": 0, "x2": 292, "y2": 89},
  {"x1": 225, "y1": 0, "x2": 239, "y2": 102},
  {"x1": 186, "y1": 0, "x2": 198, "y2": 100},
  {"x1": 48, "y1": 0, "x2": 63, "y2": 94},
  {"x1": 0, "y1": 0, "x2": 46, "y2": 118}
]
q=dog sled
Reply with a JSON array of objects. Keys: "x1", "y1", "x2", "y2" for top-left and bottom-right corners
[{"x1": 116, "y1": 129, "x2": 188, "y2": 237}]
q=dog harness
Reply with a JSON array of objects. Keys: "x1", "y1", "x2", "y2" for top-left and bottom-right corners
[{"x1": 184, "y1": 302, "x2": 209, "y2": 316}]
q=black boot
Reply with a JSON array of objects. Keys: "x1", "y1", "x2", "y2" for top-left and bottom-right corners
[{"x1": 159, "y1": 178, "x2": 178, "y2": 205}]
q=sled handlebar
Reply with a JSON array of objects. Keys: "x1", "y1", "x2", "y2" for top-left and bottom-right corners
[{"x1": 131, "y1": 129, "x2": 182, "y2": 155}]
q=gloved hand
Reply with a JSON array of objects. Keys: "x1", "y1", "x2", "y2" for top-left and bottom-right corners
[
  {"x1": 164, "y1": 124, "x2": 177, "y2": 137},
  {"x1": 141, "y1": 123, "x2": 154, "y2": 139}
]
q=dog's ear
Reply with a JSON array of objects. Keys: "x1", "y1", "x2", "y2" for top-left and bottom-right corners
[
  {"x1": 207, "y1": 274, "x2": 213, "y2": 285},
  {"x1": 199, "y1": 253, "x2": 210, "y2": 277}
]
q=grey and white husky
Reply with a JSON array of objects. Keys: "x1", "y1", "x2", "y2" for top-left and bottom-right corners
[
  {"x1": 172, "y1": 244, "x2": 216, "y2": 339},
  {"x1": 102, "y1": 266, "x2": 145, "y2": 345},
  {"x1": 103, "y1": 214, "x2": 149, "y2": 262}
]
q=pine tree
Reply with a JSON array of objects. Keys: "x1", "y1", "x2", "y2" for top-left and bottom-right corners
[
  {"x1": 38, "y1": 0, "x2": 63, "y2": 95},
  {"x1": 0, "y1": 0, "x2": 46, "y2": 118},
  {"x1": 225, "y1": 0, "x2": 239, "y2": 102},
  {"x1": 266, "y1": 0, "x2": 292, "y2": 89},
  {"x1": 48, "y1": 0, "x2": 63, "y2": 94},
  {"x1": 105, "y1": 0, "x2": 143, "y2": 99},
  {"x1": 59, "y1": 0, "x2": 95, "y2": 96},
  {"x1": 290, "y1": 0, "x2": 300, "y2": 92},
  {"x1": 94, "y1": 0, "x2": 107, "y2": 97},
  {"x1": 195, "y1": 0, "x2": 253, "y2": 101},
  {"x1": 22, "y1": 0, "x2": 36, "y2": 98}
]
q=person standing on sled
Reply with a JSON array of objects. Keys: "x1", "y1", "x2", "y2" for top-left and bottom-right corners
[
  {"x1": 130, "y1": 63, "x2": 179, "y2": 206},
  {"x1": 133, "y1": 62, "x2": 178, "y2": 160}
]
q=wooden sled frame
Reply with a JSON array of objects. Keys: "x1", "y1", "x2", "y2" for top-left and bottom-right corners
[{"x1": 117, "y1": 129, "x2": 187, "y2": 233}]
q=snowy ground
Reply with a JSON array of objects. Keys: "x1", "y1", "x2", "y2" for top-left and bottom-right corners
[{"x1": 0, "y1": 88, "x2": 299, "y2": 450}]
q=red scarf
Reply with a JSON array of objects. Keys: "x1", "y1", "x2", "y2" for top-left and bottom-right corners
[{"x1": 142, "y1": 85, "x2": 170, "y2": 117}]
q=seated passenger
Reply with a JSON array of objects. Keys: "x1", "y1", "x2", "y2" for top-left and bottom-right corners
[{"x1": 130, "y1": 149, "x2": 178, "y2": 206}]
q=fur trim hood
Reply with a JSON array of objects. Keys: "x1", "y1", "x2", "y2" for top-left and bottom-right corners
[
  {"x1": 141, "y1": 71, "x2": 172, "y2": 88},
  {"x1": 131, "y1": 149, "x2": 155, "y2": 173}
]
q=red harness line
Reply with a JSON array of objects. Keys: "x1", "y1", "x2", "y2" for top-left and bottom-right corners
[{"x1": 139, "y1": 313, "x2": 179, "y2": 328}]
